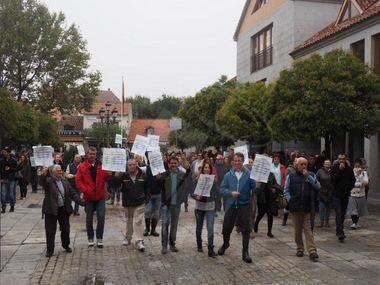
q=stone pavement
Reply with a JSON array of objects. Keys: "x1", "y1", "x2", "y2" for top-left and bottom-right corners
[{"x1": 1, "y1": 191, "x2": 380, "y2": 285}]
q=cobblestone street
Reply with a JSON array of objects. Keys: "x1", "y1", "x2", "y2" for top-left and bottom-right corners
[{"x1": 1, "y1": 191, "x2": 380, "y2": 285}]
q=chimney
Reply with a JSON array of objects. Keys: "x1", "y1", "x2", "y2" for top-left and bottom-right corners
[{"x1": 107, "y1": 88, "x2": 110, "y2": 91}]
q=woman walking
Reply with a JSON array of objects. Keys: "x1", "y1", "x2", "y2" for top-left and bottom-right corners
[{"x1": 18, "y1": 154, "x2": 31, "y2": 199}]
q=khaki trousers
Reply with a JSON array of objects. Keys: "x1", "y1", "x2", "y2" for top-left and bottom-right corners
[
  {"x1": 125, "y1": 204, "x2": 145, "y2": 243},
  {"x1": 292, "y1": 212, "x2": 317, "y2": 254}
]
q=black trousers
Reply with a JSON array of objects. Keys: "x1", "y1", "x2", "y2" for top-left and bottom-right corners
[
  {"x1": 222, "y1": 204, "x2": 252, "y2": 235},
  {"x1": 255, "y1": 203, "x2": 273, "y2": 233},
  {"x1": 45, "y1": 207, "x2": 70, "y2": 253}
]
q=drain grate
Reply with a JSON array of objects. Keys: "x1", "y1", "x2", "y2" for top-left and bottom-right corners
[{"x1": 27, "y1": 204, "x2": 41, "y2": 208}]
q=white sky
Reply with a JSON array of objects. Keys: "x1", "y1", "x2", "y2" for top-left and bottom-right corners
[{"x1": 42, "y1": 0, "x2": 246, "y2": 101}]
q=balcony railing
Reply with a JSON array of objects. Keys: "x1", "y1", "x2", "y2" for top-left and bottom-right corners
[{"x1": 251, "y1": 46, "x2": 273, "y2": 73}]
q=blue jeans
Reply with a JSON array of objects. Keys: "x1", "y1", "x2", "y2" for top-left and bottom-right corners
[
  {"x1": 145, "y1": 194, "x2": 161, "y2": 220},
  {"x1": 161, "y1": 204, "x2": 181, "y2": 247},
  {"x1": 85, "y1": 199, "x2": 106, "y2": 240},
  {"x1": 319, "y1": 200, "x2": 330, "y2": 222},
  {"x1": 1, "y1": 180, "x2": 16, "y2": 208},
  {"x1": 195, "y1": 209, "x2": 215, "y2": 247}
]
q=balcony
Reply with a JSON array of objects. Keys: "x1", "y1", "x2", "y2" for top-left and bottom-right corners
[{"x1": 251, "y1": 45, "x2": 273, "y2": 73}]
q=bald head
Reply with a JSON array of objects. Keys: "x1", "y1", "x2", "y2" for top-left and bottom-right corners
[{"x1": 296, "y1": 157, "x2": 308, "y2": 172}]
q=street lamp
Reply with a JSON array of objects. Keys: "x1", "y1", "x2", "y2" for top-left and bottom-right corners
[{"x1": 98, "y1": 101, "x2": 118, "y2": 146}]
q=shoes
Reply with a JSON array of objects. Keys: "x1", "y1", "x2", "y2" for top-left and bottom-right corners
[
  {"x1": 296, "y1": 251, "x2": 304, "y2": 257},
  {"x1": 144, "y1": 219, "x2": 151, "y2": 236},
  {"x1": 350, "y1": 223, "x2": 357, "y2": 230},
  {"x1": 197, "y1": 246, "x2": 203, "y2": 252},
  {"x1": 150, "y1": 219, "x2": 159, "y2": 236},
  {"x1": 170, "y1": 245, "x2": 178, "y2": 252},
  {"x1": 9, "y1": 206, "x2": 14, "y2": 212},
  {"x1": 122, "y1": 238, "x2": 131, "y2": 246},
  {"x1": 143, "y1": 229, "x2": 150, "y2": 236},
  {"x1": 338, "y1": 233, "x2": 345, "y2": 243},
  {"x1": 242, "y1": 251, "x2": 252, "y2": 263},
  {"x1": 309, "y1": 252, "x2": 319, "y2": 262},
  {"x1": 45, "y1": 251, "x2": 53, "y2": 258},
  {"x1": 217, "y1": 244, "x2": 229, "y2": 256},
  {"x1": 267, "y1": 232, "x2": 274, "y2": 238},
  {"x1": 208, "y1": 246, "x2": 217, "y2": 258},
  {"x1": 88, "y1": 240, "x2": 95, "y2": 247},
  {"x1": 150, "y1": 230, "x2": 159, "y2": 237},
  {"x1": 96, "y1": 240, "x2": 103, "y2": 248},
  {"x1": 161, "y1": 246, "x2": 168, "y2": 254},
  {"x1": 136, "y1": 241, "x2": 145, "y2": 252},
  {"x1": 64, "y1": 247, "x2": 72, "y2": 253},
  {"x1": 356, "y1": 223, "x2": 361, "y2": 229}
]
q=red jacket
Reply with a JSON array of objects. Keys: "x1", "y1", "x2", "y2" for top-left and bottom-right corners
[{"x1": 75, "y1": 160, "x2": 111, "y2": 201}]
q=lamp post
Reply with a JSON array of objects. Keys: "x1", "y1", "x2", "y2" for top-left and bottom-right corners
[{"x1": 98, "y1": 101, "x2": 118, "y2": 147}]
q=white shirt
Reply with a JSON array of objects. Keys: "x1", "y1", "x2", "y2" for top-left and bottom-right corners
[{"x1": 235, "y1": 170, "x2": 243, "y2": 181}]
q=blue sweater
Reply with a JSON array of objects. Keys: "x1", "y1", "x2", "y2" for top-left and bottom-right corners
[{"x1": 220, "y1": 168, "x2": 258, "y2": 209}]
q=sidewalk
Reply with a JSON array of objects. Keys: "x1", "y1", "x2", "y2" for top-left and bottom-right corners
[{"x1": 1, "y1": 190, "x2": 380, "y2": 285}]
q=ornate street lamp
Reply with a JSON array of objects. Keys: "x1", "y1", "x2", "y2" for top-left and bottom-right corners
[{"x1": 98, "y1": 101, "x2": 118, "y2": 146}]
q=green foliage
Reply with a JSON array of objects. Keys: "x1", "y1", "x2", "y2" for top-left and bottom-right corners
[
  {"x1": 168, "y1": 124, "x2": 208, "y2": 151},
  {"x1": 0, "y1": 0, "x2": 101, "y2": 113},
  {"x1": 216, "y1": 82, "x2": 271, "y2": 144},
  {"x1": 84, "y1": 123, "x2": 124, "y2": 146},
  {"x1": 268, "y1": 49, "x2": 380, "y2": 142},
  {"x1": 62, "y1": 145, "x2": 77, "y2": 168}
]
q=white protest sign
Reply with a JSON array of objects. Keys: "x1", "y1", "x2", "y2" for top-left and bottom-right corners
[
  {"x1": 32, "y1": 146, "x2": 54, "y2": 167},
  {"x1": 115, "y1": 134, "x2": 123, "y2": 145},
  {"x1": 148, "y1": 151, "x2": 166, "y2": 176},
  {"x1": 102, "y1": 148, "x2": 126, "y2": 172},
  {"x1": 250, "y1": 154, "x2": 273, "y2": 183},
  {"x1": 223, "y1": 151, "x2": 229, "y2": 158},
  {"x1": 194, "y1": 174, "x2": 215, "y2": 197},
  {"x1": 170, "y1": 118, "x2": 182, "y2": 131},
  {"x1": 131, "y1": 135, "x2": 148, "y2": 157},
  {"x1": 77, "y1": 145, "x2": 85, "y2": 156},
  {"x1": 234, "y1": 145, "x2": 249, "y2": 165},
  {"x1": 147, "y1": 135, "x2": 160, "y2": 152},
  {"x1": 30, "y1": 157, "x2": 36, "y2": 167}
]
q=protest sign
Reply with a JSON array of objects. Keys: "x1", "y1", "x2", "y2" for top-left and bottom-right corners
[
  {"x1": 131, "y1": 135, "x2": 148, "y2": 157},
  {"x1": 148, "y1": 151, "x2": 166, "y2": 176},
  {"x1": 77, "y1": 145, "x2": 85, "y2": 156},
  {"x1": 115, "y1": 134, "x2": 123, "y2": 145},
  {"x1": 30, "y1": 157, "x2": 36, "y2": 167},
  {"x1": 234, "y1": 145, "x2": 249, "y2": 165},
  {"x1": 147, "y1": 135, "x2": 160, "y2": 152},
  {"x1": 32, "y1": 146, "x2": 54, "y2": 167},
  {"x1": 194, "y1": 174, "x2": 215, "y2": 197},
  {"x1": 250, "y1": 154, "x2": 273, "y2": 183},
  {"x1": 102, "y1": 148, "x2": 126, "y2": 172}
]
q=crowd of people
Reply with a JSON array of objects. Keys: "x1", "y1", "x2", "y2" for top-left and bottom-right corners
[{"x1": 0, "y1": 146, "x2": 371, "y2": 263}]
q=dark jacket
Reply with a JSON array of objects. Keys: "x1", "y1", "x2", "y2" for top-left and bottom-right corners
[
  {"x1": 40, "y1": 175, "x2": 84, "y2": 217},
  {"x1": 119, "y1": 168, "x2": 149, "y2": 207},
  {"x1": 316, "y1": 168, "x2": 334, "y2": 203},
  {"x1": 215, "y1": 163, "x2": 229, "y2": 187},
  {"x1": 160, "y1": 168, "x2": 192, "y2": 206},
  {"x1": 257, "y1": 172, "x2": 282, "y2": 214},
  {"x1": 191, "y1": 177, "x2": 218, "y2": 204},
  {"x1": 330, "y1": 163, "x2": 355, "y2": 199},
  {"x1": 19, "y1": 162, "x2": 32, "y2": 184},
  {"x1": 146, "y1": 166, "x2": 163, "y2": 196},
  {"x1": 0, "y1": 157, "x2": 18, "y2": 181}
]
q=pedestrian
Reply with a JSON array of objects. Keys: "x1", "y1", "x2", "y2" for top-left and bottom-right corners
[
  {"x1": 119, "y1": 159, "x2": 149, "y2": 252},
  {"x1": 192, "y1": 161, "x2": 218, "y2": 258},
  {"x1": 159, "y1": 156, "x2": 192, "y2": 254},
  {"x1": 253, "y1": 172, "x2": 282, "y2": 238},
  {"x1": 17, "y1": 154, "x2": 31, "y2": 200},
  {"x1": 282, "y1": 153, "x2": 298, "y2": 226},
  {"x1": 307, "y1": 155, "x2": 318, "y2": 173},
  {"x1": 65, "y1": 154, "x2": 82, "y2": 215},
  {"x1": 330, "y1": 154, "x2": 355, "y2": 242},
  {"x1": 143, "y1": 164, "x2": 163, "y2": 237},
  {"x1": 346, "y1": 159, "x2": 369, "y2": 230},
  {"x1": 316, "y1": 159, "x2": 334, "y2": 228},
  {"x1": 271, "y1": 154, "x2": 286, "y2": 187},
  {"x1": 217, "y1": 153, "x2": 259, "y2": 263},
  {"x1": 40, "y1": 164, "x2": 84, "y2": 257},
  {"x1": 284, "y1": 157, "x2": 321, "y2": 262},
  {"x1": 53, "y1": 153, "x2": 63, "y2": 167},
  {"x1": 214, "y1": 154, "x2": 229, "y2": 213},
  {"x1": 75, "y1": 147, "x2": 111, "y2": 248},
  {"x1": 361, "y1": 158, "x2": 371, "y2": 199},
  {"x1": 0, "y1": 147, "x2": 18, "y2": 213}
]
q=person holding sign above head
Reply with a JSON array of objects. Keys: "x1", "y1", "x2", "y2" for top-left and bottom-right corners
[
  {"x1": 191, "y1": 161, "x2": 218, "y2": 258},
  {"x1": 75, "y1": 147, "x2": 111, "y2": 248},
  {"x1": 218, "y1": 153, "x2": 259, "y2": 263}
]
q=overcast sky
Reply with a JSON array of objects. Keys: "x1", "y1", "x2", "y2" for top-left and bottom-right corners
[{"x1": 41, "y1": 0, "x2": 246, "y2": 101}]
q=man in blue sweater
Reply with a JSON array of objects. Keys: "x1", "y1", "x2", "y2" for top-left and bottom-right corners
[{"x1": 218, "y1": 153, "x2": 259, "y2": 263}]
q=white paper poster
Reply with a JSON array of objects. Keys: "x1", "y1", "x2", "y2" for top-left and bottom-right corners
[
  {"x1": 234, "y1": 145, "x2": 249, "y2": 165},
  {"x1": 131, "y1": 135, "x2": 148, "y2": 157},
  {"x1": 115, "y1": 134, "x2": 123, "y2": 145},
  {"x1": 250, "y1": 154, "x2": 273, "y2": 183},
  {"x1": 147, "y1": 135, "x2": 160, "y2": 152},
  {"x1": 30, "y1": 157, "x2": 36, "y2": 167},
  {"x1": 148, "y1": 151, "x2": 166, "y2": 176},
  {"x1": 32, "y1": 146, "x2": 54, "y2": 167},
  {"x1": 194, "y1": 174, "x2": 215, "y2": 197},
  {"x1": 77, "y1": 145, "x2": 85, "y2": 156},
  {"x1": 102, "y1": 148, "x2": 126, "y2": 172}
]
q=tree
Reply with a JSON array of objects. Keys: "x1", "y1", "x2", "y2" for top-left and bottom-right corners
[
  {"x1": 125, "y1": 95, "x2": 152, "y2": 118},
  {"x1": 216, "y1": 82, "x2": 271, "y2": 147},
  {"x1": 168, "y1": 124, "x2": 208, "y2": 151},
  {"x1": 0, "y1": 0, "x2": 101, "y2": 113},
  {"x1": 84, "y1": 123, "x2": 124, "y2": 146},
  {"x1": 267, "y1": 49, "x2": 380, "y2": 153},
  {"x1": 151, "y1": 94, "x2": 182, "y2": 119},
  {"x1": 178, "y1": 76, "x2": 237, "y2": 148}
]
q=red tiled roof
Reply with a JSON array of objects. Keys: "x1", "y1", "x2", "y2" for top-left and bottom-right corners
[
  {"x1": 96, "y1": 90, "x2": 120, "y2": 103},
  {"x1": 292, "y1": 0, "x2": 380, "y2": 55},
  {"x1": 356, "y1": 0, "x2": 378, "y2": 10},
  {"x1": 59, "y1": 116, "x2": 84, "y2": 131},
  {"x1": 128, "y1": 119, "x2": 171, "y2": 142}
]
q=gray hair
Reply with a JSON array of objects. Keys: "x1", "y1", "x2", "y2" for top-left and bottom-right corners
[{"x1": 51, "y1": 164, "x2": 62, "y2": 172}]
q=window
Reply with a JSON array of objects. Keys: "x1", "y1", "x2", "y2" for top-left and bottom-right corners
[
  {"x1": 372, "y1": 33, "x2": 380, "y2": 74},
  {"x1": 146, "y1": 127, "x2": 154, "y2": 135},
  {"x1": 351, "y1": 39, "x2": 365, "y2": 63},
  {"x1": 250, "y1": 24, "x2": 273, "y2": 73},
  {"x1": 252, "y1": 0, "x2": 268, "y2": 14}
]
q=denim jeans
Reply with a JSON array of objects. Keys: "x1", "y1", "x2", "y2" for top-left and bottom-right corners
[
  {"x1": 1, "y1": 180, "x2": 16, "y2": 207},
  {"x1": 145, "y1": 194, "x2": 161, "y2": 220},
  {"x1": 85, "y1": 199, "x2": 106, "y2": 240},
  {"x1": 333, "y1": 196, "x2": 349, "y2": 237},
  {"x1": 161, "y1": 204, "x2": 181, "y2": 247},
  {"x1": 319, "y1": 200, "x2": 330, "y2": 222},
  {"x1": 195, "y1": 209, "x2": 215, "y2": 247}
]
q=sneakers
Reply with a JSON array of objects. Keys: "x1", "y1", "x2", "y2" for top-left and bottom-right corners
[
  {"x1": 88, "y1": 240, "x2": 95, "y2": 247},
  {"x1": 96, "y1": 240, "x2": 103, "y2": 248},
  {"x1": 123, "y1": 238, "x2": 131, "y2": 246},
  {"x1": 136, "y1": 241, "x2": 145, "y2": 252},
  {"x1": 350, "y1": 223, "x2": 358, "y2": 230}
]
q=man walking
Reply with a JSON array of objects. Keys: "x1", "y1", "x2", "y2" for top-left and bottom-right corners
[
  {"x1": 65, "y1": 154, "x2": 82, "y2": 215},
  {"x1": 284, "y1": 157, "x2": 321, "y2": 262},
  {"x1": 75, "y1": 147, "x2": 110, "y2": 248},
  {"x1": 331, "y1": 154, "x2": 355, "y2": 242},
  {"x1": 217, "y1": 153, "x2": 259, "y2": 263},
  {"x1": 0, "y1": 147, "x2": 18, "y2": 213}
]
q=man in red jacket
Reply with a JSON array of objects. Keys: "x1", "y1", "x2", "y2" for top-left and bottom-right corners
[{"x1": 76, "y1": 147, "x2": 111, "y2": 248}]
